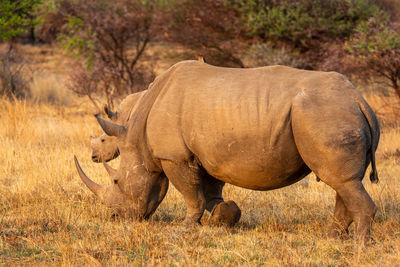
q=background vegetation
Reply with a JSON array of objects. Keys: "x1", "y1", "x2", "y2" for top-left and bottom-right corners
[
  {"x1": 0, "y1": 0, "x2": 399, "y2": 265},
  {"x1": 2, "y1": 0, "x2": 400, "y2": 108}
]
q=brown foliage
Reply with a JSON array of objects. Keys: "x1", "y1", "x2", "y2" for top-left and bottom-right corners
[
  {"x1": 375, "y1": 0, "x2": 400, "y2": 21},
  {"x1": 368, "y1": 50, "x2": 400, "y2": 98},
  {"x1": 0, "y1": 50, "x2": 32, "y2": 99},
  {"x1": 38, "y1": 11, "x2": 67, "y2": 44},
  {"x1": 58, "y1": 0, "x2": 157, "y2": 110},
  {"x1": 347, "y1": 16, "x2": 400, "y2": 99},
  {"x1": 164, "y1": 0, "x2": 246, "y2": 67}
]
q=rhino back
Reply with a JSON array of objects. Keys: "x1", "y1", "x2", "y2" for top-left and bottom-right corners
[{"x1": 116, "y1": 91, "x2": 147, "y2": 124}]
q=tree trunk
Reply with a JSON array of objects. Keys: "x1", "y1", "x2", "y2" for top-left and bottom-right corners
[
  {"x1": 7, "y1": 38, "x2": 14, "y2": 53},
  {"x1": 29, "y1": 26, "x2": 35, "y2": 44},
  {"x1": 394, "y1": 86, "x2": 400, "y2": 99},
  {"x1": 28, "y1": 13, "x2": 35, "y2": 44},
  {"x1": 87, "y1": 94, "x2": 102, "y2": 114},
  {"x1": 392, "y1": 79, "x2": 400, "y2": 99}
]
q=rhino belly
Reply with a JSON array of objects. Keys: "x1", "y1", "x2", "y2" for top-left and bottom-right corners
[{"x1": 194, "y1": 137, "x2": 310, "y2": 191}]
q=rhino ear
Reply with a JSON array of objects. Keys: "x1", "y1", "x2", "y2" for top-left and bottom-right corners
[
  {"x1": 95, "y1": 115, "x2": 127, "y2": 137},
  {"x1": 104, "y1": 105, "x2": 117, "y2": 119}
]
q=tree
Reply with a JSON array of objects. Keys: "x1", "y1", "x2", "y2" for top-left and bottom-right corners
[
  {"x1": 57, "y1": 0, "x2": 158, "y2": 110},
  {"x1": 348, "y1": 11, "x2": 400, "y2": 99},
  {"x1": 165, "y1": 0, "x2": 246, "y2": 67},
  {"x1": 0, "y1": 0, "x2": 40, "y2": 99},
  {"x1": 0, "y1": 0, "x2": 42, "y2": 48}
]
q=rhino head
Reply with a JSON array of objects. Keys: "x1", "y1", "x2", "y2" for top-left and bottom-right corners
[
  {"x1": 90, "y1": 93, "x2": 145, "y2": 163},
  {"x1": 76, "y1": 115, "x2": 169, "y2": 219},
  {"x1": 90, "y1": 134, "x2": 119, "y2": 162},
  {"x1": 90, "y1": 106, "x2": 121, "y2": 162}
]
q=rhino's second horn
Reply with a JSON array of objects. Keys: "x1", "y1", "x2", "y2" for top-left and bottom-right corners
[
  {"x1": 95, "y1": 115, "x2": 127, "y2": 137},
  {"x1": 103, "y1": 161, "x2": 117, "y2": 177},
  {"x1": 104, "y1": 105, "x2": 117, "y2": 119}
]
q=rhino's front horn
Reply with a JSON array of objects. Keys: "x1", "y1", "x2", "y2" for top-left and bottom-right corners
[
  {"x1": 95, "y1": 115, "x2": 127, "y2": 137},
  {"x1": 74, "y1": 155, "x2": 105, "y2": 199}
]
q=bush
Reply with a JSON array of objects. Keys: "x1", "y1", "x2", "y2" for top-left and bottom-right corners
[
  {"x1": 164, "y1": 0, "x2": 390, "y2": 70},
  {"x1": 165, "y1": 0, "x2": 246, "y2": 67},
  {"x1": 0, "y1": 0, "x2": 42, "y2": 45},
  {"x1": 225, "y1": 0, "x2": 381, "y2": 50},
  {"x1": 0, "y1": 50, "x2": 32, "y2": 99},
  {"x1": 30, "y1": 73, "x2": 72, "y2": 105},
  {"x1": 56, "y1": 0, "x2": 157, "y2": 110},
  {"x1": 348, "y1": 10, "x2": 400, "y2": 98},
  {"x1": 244, "y1": 43, "x2": 308, "y2": 68},
  {"x1": 36, "y1": 0, "x2": 66, "y2": 43}
]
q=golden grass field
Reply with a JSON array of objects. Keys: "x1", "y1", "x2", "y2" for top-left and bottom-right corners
[{"x1": 0, "y1": 44, "x2": 399, "y2": 265}]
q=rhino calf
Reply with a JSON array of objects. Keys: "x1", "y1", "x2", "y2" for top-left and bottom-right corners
[
  {"x1": 91, "y1": 92, "x2": 146, "y2": 163},
  {"x1": 76, "y1": 61, "x2": 380, "y2": 243}
]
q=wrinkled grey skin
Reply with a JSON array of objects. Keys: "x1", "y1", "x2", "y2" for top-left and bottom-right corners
[
  {"x1": 91, "y1": 92, "x2": 146, "y2": 162},
  {"x1": 75, "y1": 155, "x2": 169, "y2": 219},
  {"x1": 75, "y1": 61, "x2": 379, "y2": 242}
]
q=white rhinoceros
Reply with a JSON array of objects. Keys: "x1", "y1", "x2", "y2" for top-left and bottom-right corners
[{"x1": 75, "y1": 60, "x2": 379, "y2": 242}]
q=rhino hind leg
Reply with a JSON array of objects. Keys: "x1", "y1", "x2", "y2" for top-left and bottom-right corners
[
  {"x1": 161, "y1": 160, "x2": 206, "y2": 225},
  {"x1": 301, "y1": 143, "x2": 376, "y2": 242},
  {"x1": 296, "y1": 145, "x2": 377, "y2": 243},
  {"x1": 329, "y1": 193, "x2": 353, "y2": 238},
  {"x1": 292, "y1": 95, "x2": 377, "y2": 243},
  {"x1": 332, "y1": 181, "x2": 377, "y2": 243}
]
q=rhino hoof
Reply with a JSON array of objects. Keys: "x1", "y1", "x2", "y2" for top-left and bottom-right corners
[{"x1": 211, "y1": 200, "x2": 241, "y2": 227}]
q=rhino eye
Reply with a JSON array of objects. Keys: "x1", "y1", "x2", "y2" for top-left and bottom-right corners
[
  {"x1": 113, "y1": 179, "x2": 118, "y2": 184},
  {"x1": 101, "y1": 139, "x2": 105, "y2": 143}
]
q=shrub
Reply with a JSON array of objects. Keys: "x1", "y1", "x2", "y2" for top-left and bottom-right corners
[
  {"x1": 165, "y1": 0, "x2": 246, "y2": 67},
  {"x1": 30, "y1": 73, "x2": 72, "y2": 105},
  {"x1": 244, "y1": 43, "x2": 308, "y2": 68},
  {"x1": 0, "y1": 0, "x2": 42, "y2": 45},
  {"x1": 348, "y1": 10, "x2": 400, "y2": 98},
  {"x1": 225, "y1": 0, "x2": 381, "y2": 50},
  {"x1": 56, "y1": 0, "x2": 157, "y2": 110},
  {"x1": 0, "y1": 50, "x2": 32, "y2": 99}
]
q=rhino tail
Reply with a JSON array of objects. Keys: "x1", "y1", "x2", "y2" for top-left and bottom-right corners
[
  {"x1": 358, "y1": 97, "x2": 380, "y2": 184},
  {"x1": 369, "y1": 147, "x2": 379, "y2": 184}
]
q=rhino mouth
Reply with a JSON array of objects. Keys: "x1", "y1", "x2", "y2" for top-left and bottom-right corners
[
  {"x1": 91, "y1": 149, "x2": 120, "y2": 163},
  {"x1": 91, "y1": 154, "x2": 101, "y2": 162},
  {"x1": 113, "y1": 149, "x2": 120, "y2": 159}
]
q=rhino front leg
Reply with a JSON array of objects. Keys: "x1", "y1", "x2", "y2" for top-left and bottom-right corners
[
  {"x1": 211, "y1": 200, "x2": 241, "y2": 227},
  {"x1": 202, "y1": 174, "x2": 241, "y2": 226},
  {"x1": 161, "y1": 160, "x2": 206, "y2": 225},
  {"x1": 329, "y1": 193, "x2": 353, "y2": 238},
  {"x1": 202, "y1": 173, "x2": 224, "y2": 212}
]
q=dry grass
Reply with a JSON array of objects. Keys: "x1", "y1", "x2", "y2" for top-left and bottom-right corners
[
  {"x1": 30, "y1": 73, "x2": 74, "y2": 105},
  {"x1": 1, "y1": 96, "x2": 399, "y2": 266},
  {"x1": 0, "y1": 45, "x2": 400, "y2": 265}
]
